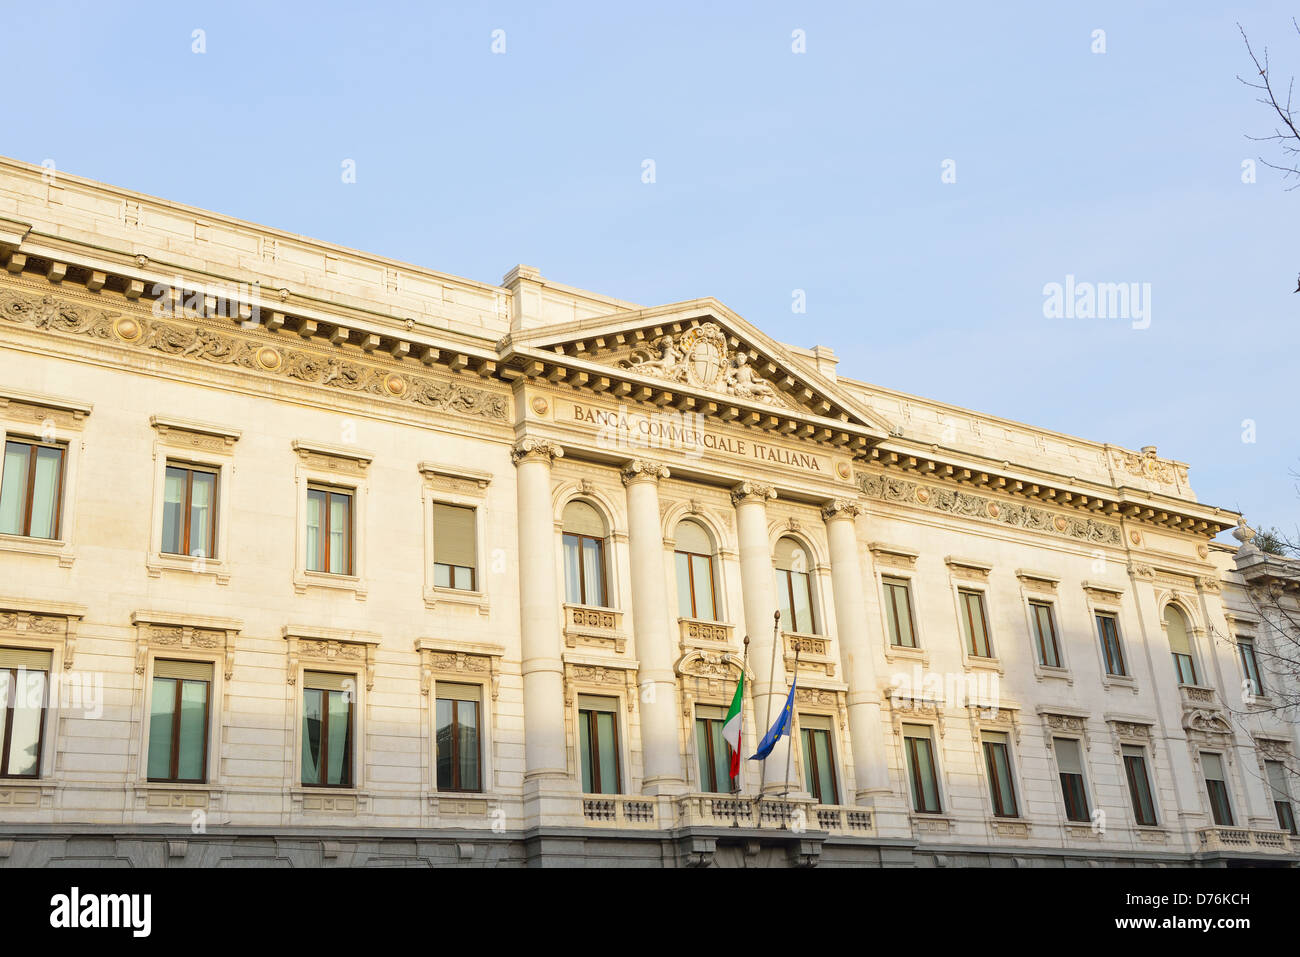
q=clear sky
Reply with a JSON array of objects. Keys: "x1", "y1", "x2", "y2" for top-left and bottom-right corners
[{"x1": 3, "y1": 1, "x2": 1297, "y2": 541}]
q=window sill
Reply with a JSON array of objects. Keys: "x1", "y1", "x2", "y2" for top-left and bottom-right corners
[
  {"x1": 1100, "y1": 672, "x2": 1139, "y2": 694},
  {"x1": 963, "y1": 655, "x2": 1003, "y2": 674},
  {"x1": 425, "y1": 585, "x2": 490, "y2": 616},
  {"x1": 0, "y1": 777, "x2": 57, "y2": 809},
  {"x1": 133, "y1": 781, "x2": 224, "y2": 811},
  {"x1": 146, "y1": 552, "x2": 230, "y2": 584},
  {"x1": 908, "y1": 812, "x2": 953, "y2": 834},
  {"x1": 988, "y1": 817, "x2": 1032, "y2": 838},
  {"x1": 294, "y1": 569, "x2": 367, "y2": 601},
  {"x1": 1034, "y1": 664, "x2": 1073, "y2": 684},
  {"x1": 1063, "y1": 821, "x2": 1103, "y2": 839},
  {"x1": 290, "y1": 786, "x2": 371, "y2": 814},
  {"x1": 0, "y1": 533, "x2": 74, "y2": 568},
  {"x1": 884, "y1": 643, "x2": 928, "y2": 666}
]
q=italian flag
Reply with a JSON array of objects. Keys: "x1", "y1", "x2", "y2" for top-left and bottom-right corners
[{"x1": 723, "y1": 672, "x2": 744, "y2": 781}]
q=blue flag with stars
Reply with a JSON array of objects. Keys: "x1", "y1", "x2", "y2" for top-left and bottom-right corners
[{"x1": 749, "y1": 677, "x2": 797, "y2": 761}]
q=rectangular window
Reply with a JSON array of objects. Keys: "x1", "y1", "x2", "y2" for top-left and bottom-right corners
[
  {"x1": 1030, "y1": 600, "x2": 1061, "y2": 668},
  {"x1": 1238, "y1": 638, "x2": 1264, "y2": 697},
  {"x1": 0, "y1": 648, "x2": 51, "y2": 778},
  {"x1": 799, "y1": 714, "x2": 839, "y2": 805},
  {"x1": 305, "y1": 487, "x2": 352, "y2": 575},
  {"x1": 147, "y1": 659, "x2": 211, "y2": 783},
  {"x1": 1096, "y1": 613, "x2": 1127, "y2": 677},
  {"x1": 578, "y1": 695, "x2": 620, "y2": 794},
  {"x1": 1265, "y1": 760, "x2": 1297, "y2": 835},
  {"x1": 1054, "y1": 737, "x2": 1090, "y2": 823},
  {"x1": 982, "y1": 730, "x2": 1019, "y2": 817},
  {"x1": 161, "y1": 464, "x2": 218, "y2": 559},
  {"x1": 301, "y1": 672, "x2": 354, "y2": 787},
  {"x1": 563, "y1": 533, "x2": 606, "y2": 607},
  {"x1": 694, "y1": 704, "x2": 732, "y2": 794},
  {"x1": 675, "y1": 552, "x2": 718, "y2": 621},
  {"x1": 959, "y1": 589, "x2": 992, "y2": 658},
  {"x1": 435, "y1": 682, "x2": 481, "y2": 792},
  {"x1": 433, "y1": 503, "x2": 477, "y2": 591},
  {"x1": 882, "y1": 577, "x2": 917, "y2": 648},
  {"x1": 1201, "y1": 752, "x2": 1234, "y2": 826},
  {"x1": 902, "y1": 723, "x2": 942, "y2": 814},
  {"x1": 1122, "y1": 744, "x2": 1158, "y2": 826},
  {"x1": 0, "y1": 440, "x2": 65, "y2": 540}
]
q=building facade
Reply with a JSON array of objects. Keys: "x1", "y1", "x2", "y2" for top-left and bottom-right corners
[{"x1": 0, "y1": 156, "x2": 1295, "y2": 867}]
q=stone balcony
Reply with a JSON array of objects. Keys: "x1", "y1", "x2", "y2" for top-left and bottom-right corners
[
  {"x1": 563, "y1": 604, "x2": 626, "y2": 653},
  {"x1": 782, "y1": 632, "x2": 837, "y2": 678},
  {"x1": 1195, "y1": 826, "x2": 1293, "y2": 855},
  {"x1": 580, "y1": 795, "x2": 658, "y2": 828},
  {"x1": 1179, "y1": 684, "x2": 1218, "y2": 709},
  {"x1": 674, "y1": 793, "x2": 874, "y2": 837},
  {"x1": 677, "y1": 617, "x2": 735, "y2": 651}
]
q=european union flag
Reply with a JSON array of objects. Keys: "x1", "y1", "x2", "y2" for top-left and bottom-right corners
[{"x1": 749, "y1": 678, "x2": 797, "y2": 761}]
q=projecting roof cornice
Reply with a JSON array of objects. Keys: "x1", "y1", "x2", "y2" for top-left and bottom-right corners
[{"x1": 865, "y1": 441, "x2": 1237, "y2": 539}]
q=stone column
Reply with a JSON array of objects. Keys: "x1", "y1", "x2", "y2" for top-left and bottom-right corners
[
  {"x1": 621, "y1": 460, "x2": 684, "y2": 793},
  {"x1": 512, "y1": 438, "x2": 568, "y2": 786},
  {"x1": 823, "y1": 499, "x2": 890, "y2": 799},
  {"x1": 732, "y1": 480, "x2": 797, "y2": 793}
]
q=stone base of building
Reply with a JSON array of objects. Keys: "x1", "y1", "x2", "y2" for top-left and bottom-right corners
[{"x1": 1, "y1": 826, "x2": 1294, "y2": 868}]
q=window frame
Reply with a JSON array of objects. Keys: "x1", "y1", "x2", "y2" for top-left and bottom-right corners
[
  {"x1": 562, "y1": 531, "x2": 608, "y2": 608},
  {"x1": 305, "y1": 484, "x2": 354, "y2": 577},
  {"x1": 1163, "y1": 605, "x2": 1200, "y2": 687},
  {"x1": 881, "y1": 575, "x2": 918, "y2": 649},
  {"x1": 1237, "y1": 636, "x2": 1264, "y2": 699},
  {"x1": 694, "y1": 704, "x2": 732, "y2": 794},
  {"x1": 435, "y1": 683, "x2": 483, "y2": 793},
  {"x1": 1096, "y1": 611, "x2": 1128, "y2": 677},
  {"x1": 957, "y1": 587, "x2": 994, "y2": 659},
  {"x1": 1051, "y1": 736, "x2": 1091, "y2": 824},
  {"x1": 797, "y1": 713, "x2": 840, "y2": 805},
  {"x1": 675, "y1": 536, "x2": 720, "y2": 622},
  {"x1": 160, "y1": 462, "x2": 220, "y2": 560},
  {"x1": 0, "y1": 659, "x2": 50, "y2": 779},
  {"x1": 901, "y1": 723, "x2": 944, "y2": 815},
  {"x1": 300, "y1": 675, "x2": 356, "y2": 789},
  {"x1": 0, "y1": 438, "x2": 66, "y2": 541},
  {"x1": 1200, "y1": 751, "x2": 1235, "y2": 827},
  {"x1": 1121, "y1": 743, "x2": 1159, "y2": 827},
  {"x1": 1264, "y1": 759, "x2": 1297, "y2": 835},
  {"x1": 577, "y1": 696, "x2": 623, "y2": 795},
  {"x1": 1027, "y1": 599, "x2": 1063, "y2": 670},
  {"x1": 981, "y1": 731, "x2": 1020, "y2": 819},
  {"x1": 145, "y1": 664, "x2": 212, "y2": 784}
]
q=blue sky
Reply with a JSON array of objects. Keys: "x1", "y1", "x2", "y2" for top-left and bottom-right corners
[{"x1": 3, "y1": 1, "x2": 1297, "y2": 540}]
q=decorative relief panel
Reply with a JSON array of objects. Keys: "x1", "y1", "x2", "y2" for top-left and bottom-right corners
[
  {"x1": 859, "y1": 472, "x2": 1122, "y2": 546},
  {"x1": 0, "y1": 389, "x2": 92, "y2": 432},
  {"x1": 0, "y1": 288, "x2": 508, "y2": 423},
  {"x1": 132, "y1": 612, "x2": 241, "y2": 680},
  {"x1": 284, "y1": 626, "x2": 380, "y2": 690},
  {"x1": 415, "y1": 640, "x2": 504, "y2": 700},
  {"x1": 618, "y1": 322, "x2": 791, "y2": 408},
  {"x1": 564, "y1": 605, "x2": 627, "y2": 654},
  {"x1": 0, "y1": 600, "x2": 85, "y2": 670}
]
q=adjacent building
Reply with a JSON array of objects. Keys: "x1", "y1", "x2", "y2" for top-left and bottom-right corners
[{"x1": 0, "y1": 156, "x2": 1294, "y2": 866}]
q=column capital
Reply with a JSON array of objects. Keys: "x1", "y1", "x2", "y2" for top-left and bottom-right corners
[
  {"x1": 511, "y1": 437, "x2": 564, "y2": 466},
  {"x1": 821, "y1": 498, "x2": 862, "y2": 522},
  {"x1": 621, "y1": 459, "x2": 671, "y2": 486},
  {"x1": 730, "y1": 481, "x2": 776, "y2": 507}
]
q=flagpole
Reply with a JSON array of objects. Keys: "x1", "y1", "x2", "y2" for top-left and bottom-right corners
[
  {"x1": 758, "y1": 609, "x2": 781, "y2": 797},
  {"x1": 780, "y1": 638, "x2": 803, "y2": 804},
  {"x1": 732, "y1": 634, "x2": 750, "y2": 800}
]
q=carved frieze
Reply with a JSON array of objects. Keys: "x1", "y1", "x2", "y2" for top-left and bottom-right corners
[
  {"x1": 858, "y1": 472, "x2": 1122, "y2": 546},
  {"x1": 0, "y1": 288, "x2": 508, "y2": 423}
]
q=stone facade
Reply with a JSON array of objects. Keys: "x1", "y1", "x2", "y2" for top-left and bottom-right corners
[{"x1": 0, "y1": 155, "x2": 1294, "y2": 868}]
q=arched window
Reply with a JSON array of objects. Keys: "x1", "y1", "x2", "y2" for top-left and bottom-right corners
[
  {"x1": 674, "y1": 520, "x2": 718, "y2": 621},
  {"x1": 1164, "y1": 605, "x2": 1198, "y2": 685},
  {"x1": 774, "y1": 537, "x2": 817, "y2": 634},
  {"x1": 562, "y1": 501, "x2": 608, "y2": 607}
]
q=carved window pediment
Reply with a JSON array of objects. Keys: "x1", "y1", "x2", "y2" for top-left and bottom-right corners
[
  {"x1": 0, "y1": 598, "x2": 85, "y2": 669},
  {"x1": 415, "y1": 639, "x2": 504, "y2": 699},
  {"x1": 284, "y1": 625, "x2": 380, "y2": 689},
  {"x1": 133, "y1": 610, "x2": 242, "y2": 680}
]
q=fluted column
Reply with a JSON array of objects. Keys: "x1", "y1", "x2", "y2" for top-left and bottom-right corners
[
  {"x1": 732, "y1": 480, "x2": 797, "y2": 793},
  {"x1": 823, "y1": 499, "x2": 890, "y2": 799},
  {"x1": 621, "y1": 460, "x2": 684, "y2": 793},
  {"x1": 512, "y1": 438, "x2": 567, "y2": 784}
]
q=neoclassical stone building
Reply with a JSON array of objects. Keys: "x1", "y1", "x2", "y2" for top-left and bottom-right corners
[{"x1": 0, "y1": 156, "x2": 1294, "y2": 867}]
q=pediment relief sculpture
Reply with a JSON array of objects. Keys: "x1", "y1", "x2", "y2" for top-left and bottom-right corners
[{"x1": 618, "y1": 323, "x2": 791, "y2": 409}]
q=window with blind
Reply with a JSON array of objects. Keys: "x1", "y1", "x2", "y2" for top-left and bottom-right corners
[
  {"x1": 982, "y1": 731, "x2": 1019, "y2": 817},
  {"x1": 1096, "y1": 613, "x2": 1127, "y2": 676},
  {"x1": 306, "y1": 486, "x2": 352, "y2": 575},
  {"x1": 1265, "y1": 760, "x2": 1297, "y2": 835},
  {"x1": 1201, "y1": 752, "x2": 1234, "y2": 826},
  {"x1": 958, "y1": 589, "x2": 993, "y2": 658},
  {"x1": 301, "y1": 672, "x2": 354, "y2": 787},
  {"x1": 1122, "y1": 744, "x2": 1158, "y2": 826},
  {"x1": 433, "y1": 503, "x2": 477, "y2": 591},
  {"x1": 1029, "y1": 600, "x2": 1061, "y2": 668},
  {"x1": 1164, "y1": 606, "x2": 1198, "y2": 685},
  {"x1": 1053, "y1": 737, "x2": 1090, "y2": 823},
  {"x1": 0, "y1": 647, "x2": 51, "y2": 778},
  {"x1": 902, "y1": 724, "x2": 942, "y2": 813},
  {"x1": 562, "y1": 501, "x2": 608, "y2": 607},
  {"x1": 161, "y1": 463, "x2": 218, "y2": 559},
  {"x1": 694, "y1": 704, "x2": 731, "y2": 794},
  {"x1": 799, "y1": 714, "x2": 839, "y2": 805},
  {"x1": 882, "y1": 577, "x2": 917, "y2": 648},
  {"x1": 0, "y1": 439, "x2": 65, "y2": 540},
  {"x1": 147, "y1": 659, "x2": 211, "y2": 783},
  {"x1": 578, "y1": 694, "x2": 620, "y2": 794},
  {"x1": 674, "y1": 520, "x2": 719, "y2": 622},
  {"x1": 1237, "y1": 638, "x2": 1264, "y2": 697},
  {"x1": 774, "y1": 537, "x2": 817, "y2": 634},
  {"x1": 436, "y1": 682, "x2": 481, "y2": 792}
]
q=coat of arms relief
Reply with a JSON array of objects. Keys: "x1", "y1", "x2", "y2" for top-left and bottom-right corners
[{"x1": 618, "y1": 322, "x2": 790, "y2": 407}]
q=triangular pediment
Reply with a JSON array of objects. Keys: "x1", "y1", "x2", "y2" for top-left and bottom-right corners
[{"x1": 499, "y1": 299, "x2": 893, "y2": 443}]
